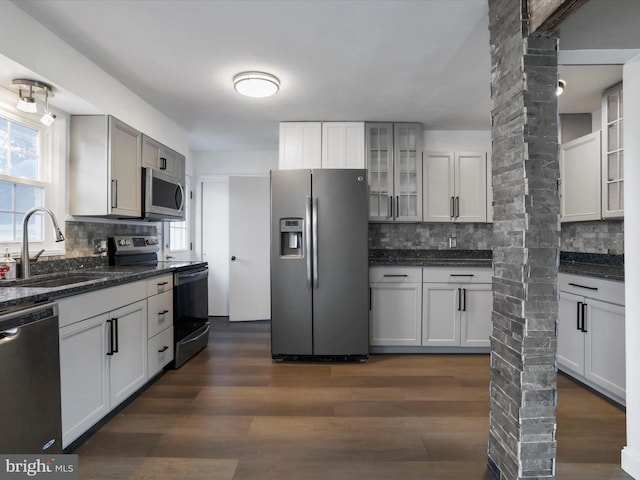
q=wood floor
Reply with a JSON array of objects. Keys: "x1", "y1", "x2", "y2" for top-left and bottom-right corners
[{"x1": 74, "y1": 318, "x2": 631, "y2": 479}]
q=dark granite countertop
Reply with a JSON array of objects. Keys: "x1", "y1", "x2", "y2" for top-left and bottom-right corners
[
  {"x1": 369, "y1": 250, "x2": 625, "y2": 281},
  {"x1": 369, "y1": 249, "x2": 493, "y2": 268},
  {"x1": 0, "y1": 262, "x2": 207, "y2": 311}
]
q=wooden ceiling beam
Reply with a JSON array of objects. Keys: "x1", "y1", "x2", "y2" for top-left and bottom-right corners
[{"x1": 528, "y1": 0, "x2": 589, "y2": 37}]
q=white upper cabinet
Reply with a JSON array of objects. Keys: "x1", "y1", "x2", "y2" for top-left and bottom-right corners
[
  {"x1": 560, "y1": 131, "x2": 602, "y2": 222},
  {"x1": 321, "y1": 122, "x2": 365, "y2": 168},
  {"x1": 601, "y1": 83, "x2": 624, "y2": 218},
  {"x1": 423, "y1": 151, "x2": 487, "y2": 223},
  {"x1": 69, "y1": 115, "x2": 142, "y2": 218},
  {"x1": 279, "y1": 121, "x2": 365, "y2": 170},
  {"x1": 278, "y1": 122, "x2": 322, "y2": 169},
  {"x1": 366, "y1": 122, "x2": 422, "y2": 222},
  {"x1": 142, "y1": 135, "x2": 185, "y2": 182}
]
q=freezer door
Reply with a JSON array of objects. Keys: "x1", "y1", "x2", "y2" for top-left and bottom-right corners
[
  {"x1": 311, "y1": 169, "x2": 369, "y2": 355},
  {"x1": 270, "y1": 169, "x2": 313, "y2": 355}
]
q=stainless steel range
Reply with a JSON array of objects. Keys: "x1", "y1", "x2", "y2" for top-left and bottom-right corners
[{"x1": 108, "y1": 236, "x2": 210, "y2": 368}]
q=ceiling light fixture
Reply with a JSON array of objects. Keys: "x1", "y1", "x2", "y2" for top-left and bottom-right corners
[
  {"x1": 233, "y1": 71, "x2": 280, "y2": 98},
  {"x1": 40, "y1": 87, "x2": 57, "y2": 126},
  {"x1": 556, "y1": 79, "x2": 566, "y2": 96},
  {"x1": 12, "y1": 79, "x2": 55, "y2": 122}
]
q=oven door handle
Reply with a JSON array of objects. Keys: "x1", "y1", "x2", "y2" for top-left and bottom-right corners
[
  {"x1": 175, "y1": 269, "x2": 209, "y2": 285},
  {"x1": 180, "y1": 323, "x2": 211, "y2": 345}
]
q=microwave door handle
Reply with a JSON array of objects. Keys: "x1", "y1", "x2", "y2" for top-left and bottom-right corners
[{"x1": 176, "y1": 182, "x2": 185, "y2": 211}]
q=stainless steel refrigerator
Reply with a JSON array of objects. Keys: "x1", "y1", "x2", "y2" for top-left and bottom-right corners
[{"x1": 270, "y1": 169, "x2": 369, "y2": 359}]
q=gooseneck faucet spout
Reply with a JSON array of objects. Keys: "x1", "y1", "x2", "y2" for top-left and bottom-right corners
[{"x1": 21, "y1": 207, "x2": 65, "y2": 279}]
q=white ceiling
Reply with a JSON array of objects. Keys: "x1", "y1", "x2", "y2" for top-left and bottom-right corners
[{"x1": 4, "y1": 0, "x2": 631, "y2": 153}]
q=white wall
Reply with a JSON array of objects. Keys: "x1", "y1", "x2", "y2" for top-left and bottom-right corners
[
  {"x1": 622, "y1": 52, "x2": 640, "y2": 480},
  {"x1": 192, "y1": 150, "x2": 278, "y2": 176},
  {"x1": 0, "y1": 2, "x2": 189, "y2": 154},
  {"x1": 423, "y1": 130, "x2": 492, "y2": 152}
]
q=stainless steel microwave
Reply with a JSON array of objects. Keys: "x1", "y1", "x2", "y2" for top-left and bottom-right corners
[{"x1": 143, "y1": 167, "x2": 185, "y2": 220}]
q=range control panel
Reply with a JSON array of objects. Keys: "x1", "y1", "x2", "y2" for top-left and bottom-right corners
[{"x1": 109, "y1": 236, "x2": 160, "y2": 255}]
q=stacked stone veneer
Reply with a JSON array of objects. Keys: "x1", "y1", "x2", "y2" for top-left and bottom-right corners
[
  {"x1": 369, "y1": 222, "x2": 493, "y2": 250},
  {"x1": 487, "y1": 1, "x2": 559, "y2": 479}
]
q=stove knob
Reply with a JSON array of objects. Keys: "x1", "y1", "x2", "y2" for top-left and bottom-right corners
[{"x1": 118, "y1": 239, "x2": 129, "y2": 246}]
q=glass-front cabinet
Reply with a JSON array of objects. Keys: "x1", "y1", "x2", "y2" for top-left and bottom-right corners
[
  {"x1": 366, "y1": 122, "x2": 422, "y2": 221},
  {"x1": 602, "y1": 83, "x2": 624, "y2": 218}
]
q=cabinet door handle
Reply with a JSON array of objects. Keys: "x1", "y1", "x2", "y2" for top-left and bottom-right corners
[
  {"x1": 159, "y1": 309, "x2": 169, "y2": 315},
  {"x1": 111, "y1": 179, "x2": 118, "y2": 209},
  {"x1": 450, "y1": 196, "x2": 455, "y2": 218},
  {"x1": 113, "y1": 317, "x2": 119, "y2": 354},
  {"x1": 388, "y1": 196, "x2": 393, "y2": 218},
  {"x1": 396, "y1": 196, "x2": 399, "y2": 218},
  {"x1": 462, "y1": 288, "x2": 467, "y2": 312},
  {"x1": 568, "y1": 282, "x2": 598, "y2": 291},
  {"x1": 106, "y1": 319, "x2": 114, "y2": 356},
  {"x1": 158, "y1": 346, "x2": 169, "y2": 353},
  {"x1": 455, "y1": 196, "x2": 460, "y2": 218},
  {"x1": 160, "y1": 157, "x2": 167, "y2": 170},
  {"x1": 369, "y1": 287, "x2": 372, "y2": 311},
  {"x1": 457, "y1": 288, "x2": 462, "y2": 311},
  {"x1": 581, "y1": 303, "x2": 588, "y2": 332},
  {"x1": 576, "y1": 302, "x2": 582, "y2": 331}
]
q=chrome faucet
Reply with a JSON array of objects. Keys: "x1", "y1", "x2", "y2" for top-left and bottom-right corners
[{"x1": 21, "y1": 207, "x2": 65, "y2": 279}]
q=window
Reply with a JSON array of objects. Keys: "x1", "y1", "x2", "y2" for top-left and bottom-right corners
[
  {"x1": 167, "y1": 176, "x2": 191, "y2": 254},
  {"x1": 0, "y1": 117, "x2": 48, "y2": 243},
  {"x1": 0, "y1": 86, "x2": 66, "y2": 257}
]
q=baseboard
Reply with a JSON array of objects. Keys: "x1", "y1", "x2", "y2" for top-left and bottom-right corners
[{"x1": 622, "y1": 446, "x2": 640, "y2": 478}]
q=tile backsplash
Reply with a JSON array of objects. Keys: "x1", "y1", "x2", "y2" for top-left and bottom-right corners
[{"x1": 370, "y1": 219, "x2": 624, "y2": 255}]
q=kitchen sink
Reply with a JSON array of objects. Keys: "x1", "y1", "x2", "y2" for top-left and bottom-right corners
[{"x1": 13, "y1": 272, "x2": 113, "y2": 288}]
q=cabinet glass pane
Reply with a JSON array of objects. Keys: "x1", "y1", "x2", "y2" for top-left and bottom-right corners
[
  {"x1": 619, "y1": 90, "x2": 624, "y2": 117},
  {"x1": 620, "y1": 151, "x2": 624, "y2": 177},
  {"x1": 608, "y1": 153, "x2": 618, "y2": 181},
  {"x1": 620, "y1": 181, "x2": 624, "y2": 209},
  {"x1": 607, "y1": 94, "x2": 619, "y2": 123},
  {"x1": 608, "y1": 123, "x2": 619, "y2": 151},
  {"x1": 608, "y1": 183, "x2": 619, "y2": 211},
  {"x1": 620, "y1": 119, "x2": 624, "y2": 148}
]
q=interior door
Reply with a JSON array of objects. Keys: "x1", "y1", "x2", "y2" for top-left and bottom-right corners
[
  {"x1": 202, "y1": 179, "x2": 229, "y2": 316},
  {"x1": 228, "y1": 176, "x2": 271, "y2": 321}
]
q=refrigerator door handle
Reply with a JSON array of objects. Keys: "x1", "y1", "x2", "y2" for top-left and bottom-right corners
[
  {"x1": 305, "y1": 195, "x2": 312, "y2": 288},
  {"x1": 312, "y1": 196, "x2": 319, "y2": 288}
]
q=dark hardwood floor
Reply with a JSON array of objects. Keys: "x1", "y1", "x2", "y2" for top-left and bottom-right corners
[{"x1": 75, "y1": 318, "x2": 630, "y2": 479}]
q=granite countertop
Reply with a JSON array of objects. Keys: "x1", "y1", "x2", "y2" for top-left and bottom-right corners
[
  {"x1": 0, "y1": 262, "x2": 207, "y2": 311},
  {"x1": 369, "y1": 249, "x2": 493, "y2": 268},
  {"x1": 369, "y1": 250, "x2": 625, "y2": 281}
]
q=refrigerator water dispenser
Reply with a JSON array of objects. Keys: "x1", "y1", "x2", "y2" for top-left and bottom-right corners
[{"x1": 280, "y1": 218, "x2": 303, "y2": 257}]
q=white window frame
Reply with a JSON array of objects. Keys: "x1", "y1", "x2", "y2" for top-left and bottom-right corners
[
  {"x1": 164, "y1": 174, "x2": 192, "y2": 257},
  {"x1": 0, "y1": 86, "x2": 66, "y2": 258}
]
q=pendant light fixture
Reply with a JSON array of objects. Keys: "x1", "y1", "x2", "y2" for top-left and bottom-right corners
[
  {"x1": 556, "y1": 79, "x2": 566, "y2": 96},
  {"x1": 233, "y1": 71, "x2": 280, "y2": 98},
  {"x1": 12, "y1": 79, "x2": 56, "y2": 125}
]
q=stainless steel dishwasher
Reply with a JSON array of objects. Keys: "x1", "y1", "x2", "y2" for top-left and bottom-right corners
[{"x1": 0, "y1": 302, "x2": 63, "y2": 453}]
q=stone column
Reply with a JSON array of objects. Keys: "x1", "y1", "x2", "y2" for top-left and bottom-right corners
[{"x1": 487, "y1": 1, "x2": 560, "y2": 479}]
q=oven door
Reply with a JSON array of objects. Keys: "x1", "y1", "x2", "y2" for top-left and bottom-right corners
[
  {"x1": 173, "y1": 267, "x2": 210, "y2": 368},
  {"x1": 143, "y1": 167, "x2": 185, "y2": 220}
]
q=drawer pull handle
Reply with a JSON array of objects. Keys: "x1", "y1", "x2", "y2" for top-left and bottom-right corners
[
  {"x1": 450, "y1": 274, "x2": 474, "y2": 277},
  {"x1": 568, "y1": 282, "x2": 598, "y2": 291},
  {"x1": 158, "y1": 346, "x2": 169, "y2": 353},
  {"x1": 383, "y1": 274, "x2": 408, "y2": 277},
  {"x1": 158, "y1": 281, "x2": 169, "y2": 286},
  {"x1": 159, "y1": 310, "x2": 169, "y2": 315}
]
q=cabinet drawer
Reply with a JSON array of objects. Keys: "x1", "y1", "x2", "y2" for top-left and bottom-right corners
[
  {"x1": 369, "y1": 266, "x2": 422, "y2": 283},
  {"x1": 148, "y1": 326, "x2": 174, "y2": 377},
  {"x1": 147, "y1": 290, "x2": 174, "y2": 338},
  {"x1": 559, "y1": 273, "x2": 624, "y2": 305},
  {"x1": 423, "y1": 267, "x2": 492, "y2": 284},
  {"x1": 58, "y1": 281, "x2": 146, "y2": 328},
  {"x1": 147, "y1": 274, "x2": 173, "y2": 296}
]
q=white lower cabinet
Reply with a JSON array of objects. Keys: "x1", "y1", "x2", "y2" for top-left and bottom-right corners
[
  {"x1": 58, "y1": 281, "x2": 149, "y2": 448},
  {"x1": 146, "y1": 274, "x2": 175, "y2": 377},
  {"x1": 369, "y1": 266, "x2": 492, "y2": 351},
  {"x1": 422, "y1": 268, "x2": 492, "y2": 348},
  {"x1": 369, "y1": 267, "x2": 422, "y2": 346},
  {"x1": 558, "y1": 273, "x2": 625, "y2": 404}
]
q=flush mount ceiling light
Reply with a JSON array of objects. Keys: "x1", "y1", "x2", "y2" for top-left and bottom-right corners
[
  {"x1": 12, "y1": 79, "x2": 56, "y2": 124},
  {"x1": 233, "y1": 71, "x2": 280, "y2": 98},
  {"x1": 556, "y1": 79, "x2": 566, "y2": 96}
]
